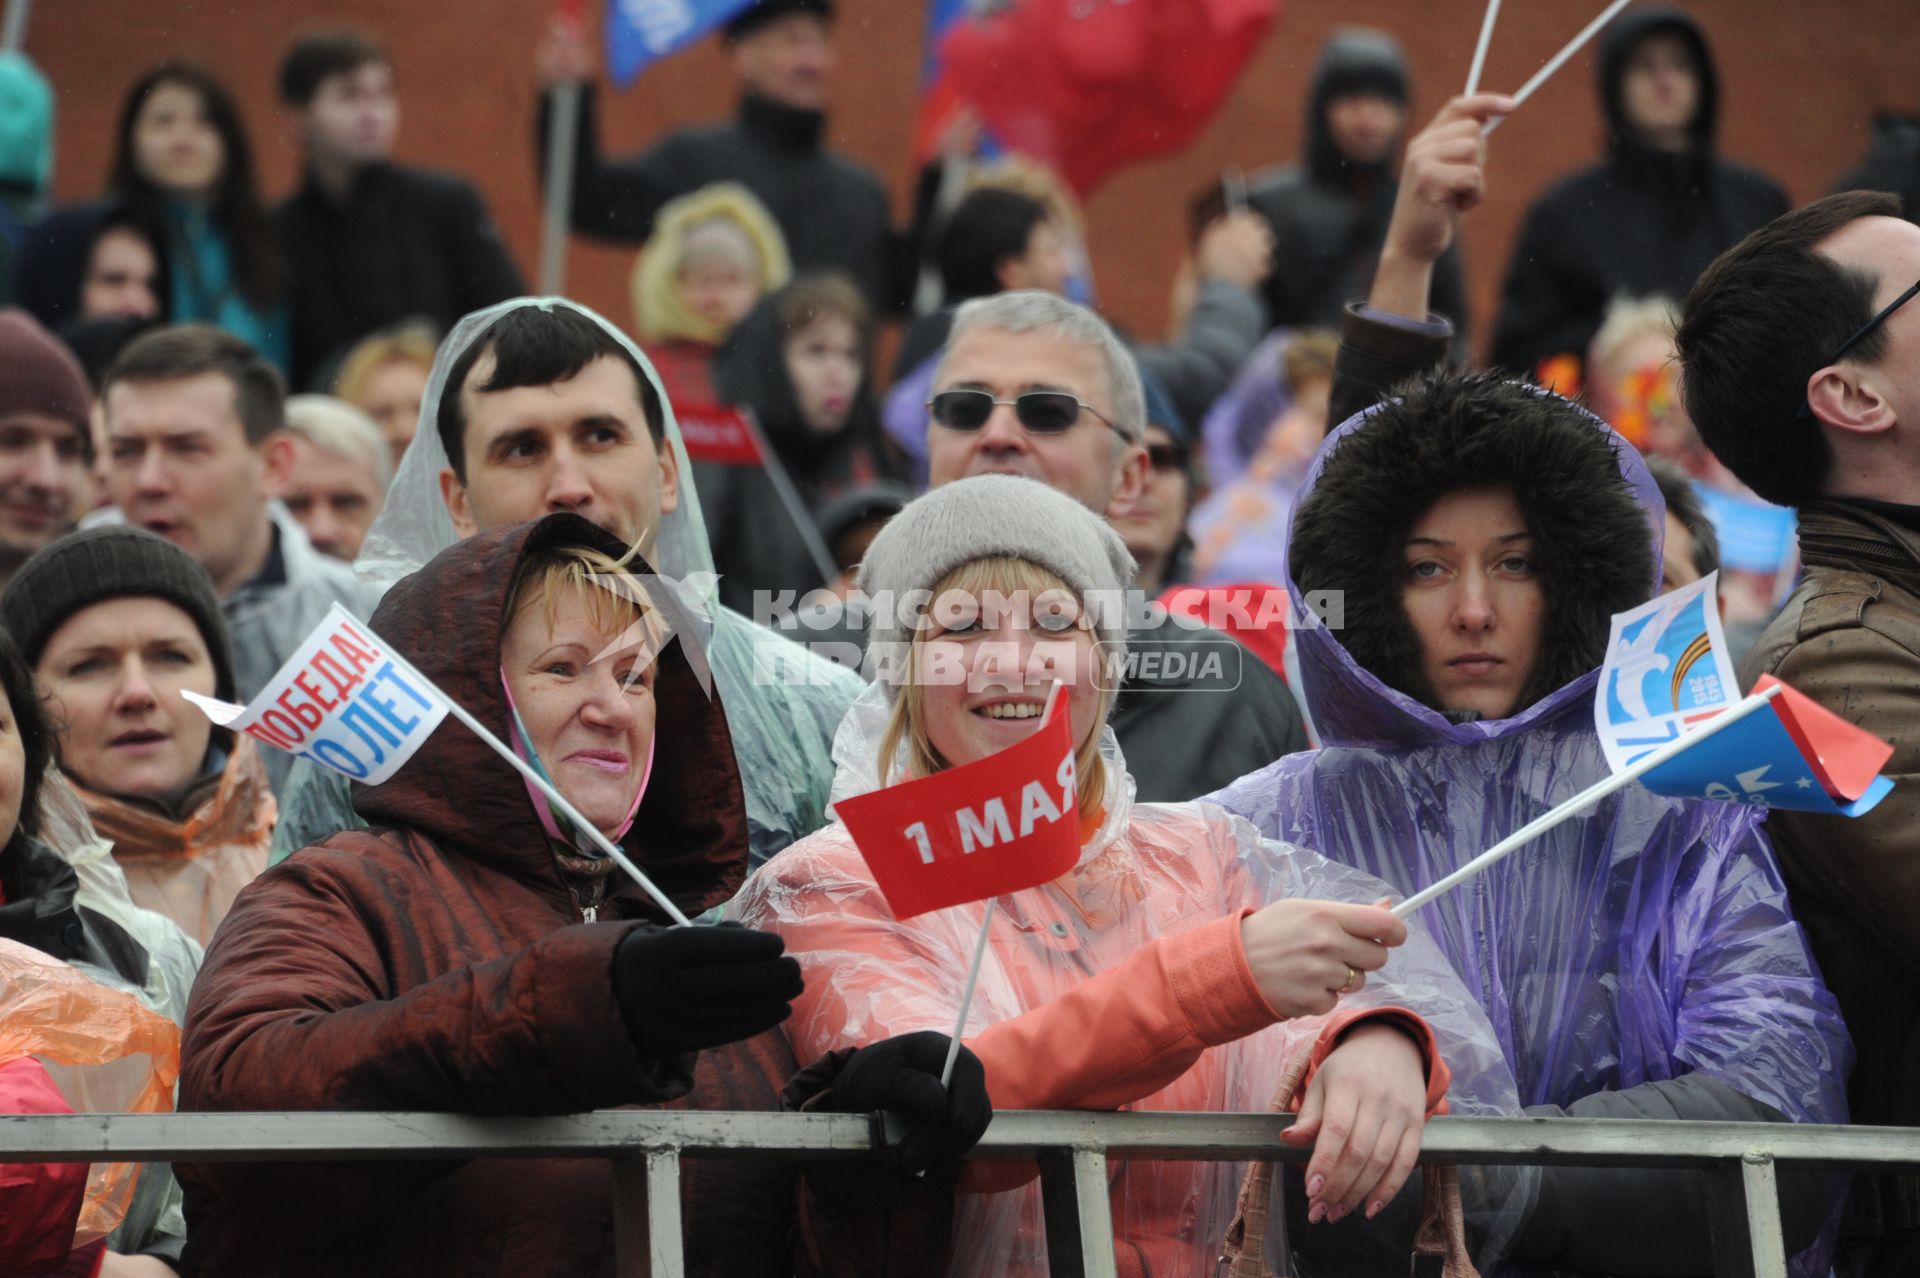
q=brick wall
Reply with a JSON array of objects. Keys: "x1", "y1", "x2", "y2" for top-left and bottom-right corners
[{"x1": 31, "y1": 0, "x2": 1920, "y2": 361}]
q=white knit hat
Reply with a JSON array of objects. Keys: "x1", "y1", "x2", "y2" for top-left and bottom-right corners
[{"x1": 857, "y1": 474, "x2": 1136, "y2": 691}]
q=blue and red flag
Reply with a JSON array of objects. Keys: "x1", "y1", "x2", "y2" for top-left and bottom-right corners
[{"x1": 1595, "y1": 573, "x2": 1893, "y2": 817}]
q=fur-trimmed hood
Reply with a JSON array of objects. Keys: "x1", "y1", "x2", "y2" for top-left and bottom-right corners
[{"x1": 1284, "y1": 370, "x2": 1665, "y2": 749}]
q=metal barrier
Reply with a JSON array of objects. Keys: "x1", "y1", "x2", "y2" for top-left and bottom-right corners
[{"x1": 5, "y1": 1110, "x2": 1920, "y2": 1277}]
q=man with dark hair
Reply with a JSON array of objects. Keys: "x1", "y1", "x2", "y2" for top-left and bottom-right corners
[
  {"x1": 1493, "y1": 8, "x2": 1787, "y2": 380},
  {"x1": 0, "y1": 311, "x2": 93, "y2": 590},
  {"x1": 1677, "y1": 187, "x2": 1920, "y2": 1277},
  {"x1": 536, "y1": 0, "x2": 908, "y2": 311},
  {"x1": 99, "y1": 324, "x2": 380, "y2": 789},
  {"x1": 432, "y1": 305, "x2": 676, "y2": 551},
  {"x1": 276, "y1": 29, "x2": 523, "y2": 387},
  {"x1": 1245, "y1": 28, "x2": 1469, "y2": 340}
]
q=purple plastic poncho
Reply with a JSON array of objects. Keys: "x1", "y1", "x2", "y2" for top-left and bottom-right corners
[{"x1": 1206, "y1": 404, "x2": 1852, "y2": 1272}]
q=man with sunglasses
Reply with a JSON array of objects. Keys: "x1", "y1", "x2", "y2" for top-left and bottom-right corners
[
  {"x1": 1678, "y1": 189, "x2": 1920, "y2": 1278},
  {"x1": 924, "y1": 289, "x2": 1308, "y2": 801}
]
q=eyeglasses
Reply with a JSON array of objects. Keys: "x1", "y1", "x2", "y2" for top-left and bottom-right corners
[
  {"x1": 1146, "y1": 441, "x2": 1188, "y2": 473},
  {"x1": 1798, "y1": 277, "x2": 1920, "y2": 418},
  {"x1": 928, "y1": 389, "x2": 1118, "y2": 435}
]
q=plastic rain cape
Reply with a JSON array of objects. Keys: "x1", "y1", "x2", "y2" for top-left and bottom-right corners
[
  {"x1": 271, "y1": 297, "x2": 861, "y2": 869},
  {"x1": 25, "y1": 770, "x2": 203, "y2": 1257},
  {"x1": 1205, "y1": 403, "x2": 1853, "y2": 1273},
  {"x1": 734, "y1": 680, "x2": 1531, "y2": 1277}
]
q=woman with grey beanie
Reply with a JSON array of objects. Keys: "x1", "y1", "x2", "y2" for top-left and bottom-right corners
[
  {"x1": 735, "y1": 474, "x2": 1522, "y2": 1276},
  {"x1": 0, "y1": 524, "x2": 272, "y2": 945}
]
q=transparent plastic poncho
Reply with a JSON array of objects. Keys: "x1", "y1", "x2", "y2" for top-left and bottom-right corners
[
  {"x1": 271, "y1": 297, "x2": 860, "y2": 868},
  {"x1": 1206, "y1": 404, "x2": 1853, "y2": 1275},
  {"x1": 735, "y1": 681, "x2": 1531, "y2": 1277}
]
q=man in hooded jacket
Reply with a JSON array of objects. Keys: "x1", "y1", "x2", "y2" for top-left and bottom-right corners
[
  {"x1": 1246, "y1": 29, "x2": 1470, "y2": 343},
  {"x1": 1491, "y1": 7, "x2": 1787, "y2": 380}
]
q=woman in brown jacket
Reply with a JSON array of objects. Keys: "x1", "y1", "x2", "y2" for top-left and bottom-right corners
[{"x1": 177, "y1": 512, "x2": 987, "y2": 1276}]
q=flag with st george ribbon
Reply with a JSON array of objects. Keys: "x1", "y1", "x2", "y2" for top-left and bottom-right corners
[
  {"x1": 1595, "y1": 573, "x2": 1894, "y2": 817},
  {"x1": 835, "y1": 684, "x2": 1081, "y2": 919}
]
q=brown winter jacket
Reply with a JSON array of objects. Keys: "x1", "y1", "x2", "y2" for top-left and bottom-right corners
[
  {"x1": 177, "y1": 514, "x2": 800, "y2": 1276},
  {"x1": 1742, "y1": 499, "x2": 1920, "y2": 1235}
]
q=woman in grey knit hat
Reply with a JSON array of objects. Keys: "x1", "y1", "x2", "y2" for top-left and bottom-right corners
[
  {"x1": 735, "y1": 474, "x2": 1522, "y2": 1277},
  {"x1": 0, "y1": 524, "x2": 272, "y2": 945}
]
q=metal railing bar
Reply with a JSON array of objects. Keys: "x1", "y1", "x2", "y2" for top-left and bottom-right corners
[
  {"x1": 1741, "y1": 1155, "x2": 1790, "y2": 1278},
  {"x1": 645, "y1": 1149, "x2": 686, "y2": 1278},
  {"x1": 3, "y1": 1112, "x2": 1919, "y2": 1175}
]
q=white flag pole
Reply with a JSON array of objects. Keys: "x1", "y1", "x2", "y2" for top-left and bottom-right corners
[
  {"x1": 1464, "y1": 0, "x2": 1503, "y2": 96},
  {"x1": 939, "y1": 899, "x2": 997, "y2": 1088},
  {"x1": 1484, "y1": 0, "x2": 1634, "y2": 135},
  {"x1": 378, "y1": 643, "x2": 693, "y2": 926},
  {"x1": 1393, "y1": 682, "x2": 1783, "y2": 918}
]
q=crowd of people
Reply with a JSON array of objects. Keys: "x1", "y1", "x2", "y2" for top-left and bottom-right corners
[{"x1": 0, "y1": 0, "x2": 1917, "y2": 1274}]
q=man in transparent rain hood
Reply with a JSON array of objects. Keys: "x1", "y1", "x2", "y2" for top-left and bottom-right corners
[{"x1": 268, "y1": 296, "x2": 864, "y2": 872}]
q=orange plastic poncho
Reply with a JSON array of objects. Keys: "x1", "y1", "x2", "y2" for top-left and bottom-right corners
[
  {"x1": 0, "y1": 937, "x2": 181, "y2": 1259},
  {"x1": 71, "y1": 738, "x2": 275, "y2": 947}
]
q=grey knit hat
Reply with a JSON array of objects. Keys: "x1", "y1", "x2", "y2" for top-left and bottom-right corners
[
  {"x1": 857, "y1": 474, "x2": 1136, "y2": 692},
  {"x1": 0, "y1": 525, "x2": 237, "y2": 701}
]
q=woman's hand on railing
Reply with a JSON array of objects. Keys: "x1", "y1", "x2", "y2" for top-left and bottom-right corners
[
  {"x1": 1282, "y1": 1022, "x2": 1430, "y2": 1225},
  {"x1": 1239, "y1": 898, "x2": 1406, "y2": 1018}
]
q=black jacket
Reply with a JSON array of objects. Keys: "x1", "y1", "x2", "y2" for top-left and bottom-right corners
[
  {"x1": 277, "y1": 163, "x2": 524, "y2": 387},
  {"x1": 541, "y1": 87, "x2": 908, "y2": 313},
  {"x1": 699, "y1": 289, "x2": 899, "y2": 615},
  {"x1": 1109, "y1": 619, "x2": 1308, "y2": 803},
  {"x1": 1835, "y1": 112, "x2": 1920, "y2": 222},
  {"x1": 1491, "y1": 8, "x2": 1789, "y2": 377},
  {"x1": 1245, "y1": 31, "x2": 1470, "y2": 341}
]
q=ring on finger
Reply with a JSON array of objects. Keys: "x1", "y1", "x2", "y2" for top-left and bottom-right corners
[{"x1": 1338, "y1": 964, "x2": 1359, "y2": 994}]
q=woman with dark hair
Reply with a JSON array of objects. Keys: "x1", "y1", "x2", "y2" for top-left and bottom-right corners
[
  {"x1": 700, "y1": 272, "x2": 901, "y2": 612},
  {"x1": 1209, "y1": 370, "x2": 1851, "y2": 1274},
  {"x1": 104, "y1": 62, "x2": 287, "y2": 368}
]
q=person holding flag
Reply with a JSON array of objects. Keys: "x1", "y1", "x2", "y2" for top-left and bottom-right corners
[
  {"x1": 1206, "y1": 370, "x2": 1852, "y2": 1275},
  {"x1": 736, "y1": 474, "x2": 1526, "y2": 1278},
  {"x1": 177, "y1": 511, "x2": 988, "y2": 1276}
]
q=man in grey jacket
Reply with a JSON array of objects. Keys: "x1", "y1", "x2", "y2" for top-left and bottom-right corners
[{"x1": 97, "y1": 326, "x2": 381, "y2": 793}]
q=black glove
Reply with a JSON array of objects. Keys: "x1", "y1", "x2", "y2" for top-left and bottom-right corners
[
  {"x1": 613, "y1": 923, "x2": 803, "y2": 1057},
  {"x1": 829, "y1": 1031, "x2": 993, "y2": 1176}
]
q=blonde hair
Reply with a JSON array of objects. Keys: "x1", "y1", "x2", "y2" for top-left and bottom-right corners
[
  {"x1": 283, "y1": 394, "x2": 392, "y2": 491},
  {"x1": 877, "y1": 556, "x2": 1109, "y2": 817},
  {"x1": 503, "y1": 542, "x2": 664, "y2": 655},
  {"x1": 332, "y1": 323, "x2": 438, "y2": 405},
  {"x1": 1587, "y1": 294, "x2": 1680, "y2": 379}
]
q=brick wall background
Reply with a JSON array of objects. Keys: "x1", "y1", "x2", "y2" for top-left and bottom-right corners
[{"x1": 32, "y1": 0, "x2": 1920, "y2": 360}]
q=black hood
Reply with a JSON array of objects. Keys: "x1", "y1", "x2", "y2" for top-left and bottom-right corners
[
  {"x1": 1305, "y1": 28, "x2": 1410, "y2": 188},
  {"x1": 1288, "y1": 370, "x2": 1659, "y2": 717},
  {"x1": 1598, "y1": 6, "x2": 1719, "y2": 156},
  {"x1": 709, "y1": 286, "x2": 885, "y2": 484}
]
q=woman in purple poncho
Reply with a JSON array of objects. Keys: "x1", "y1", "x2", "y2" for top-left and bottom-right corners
[{"x1": 1209, "y1": 368, "x2": 1852, "y2": 1277}]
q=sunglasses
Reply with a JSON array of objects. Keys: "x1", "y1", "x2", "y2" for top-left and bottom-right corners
[
  {"x1": 928, "y1": 389, "x2": 1117, "y2": 435},
  {"x1": 1798, "y1": 277, "x2": 1920, "y2": 418},
  {"x1": 1147, "y1": 441, "x2": 1188, "y2": 473}
]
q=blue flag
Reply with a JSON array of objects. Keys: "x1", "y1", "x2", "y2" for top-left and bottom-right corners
[
  {"x1": 606, "y1": 0, "x2": 755, "y2": 88},
  {"x1": 1596, "y1": 574, "x2": 1894, "y2": 817}
]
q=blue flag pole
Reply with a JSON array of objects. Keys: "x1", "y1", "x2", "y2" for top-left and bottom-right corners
[{"x1": 1392, "y1": 682, "x2": 1784, "y2": 918}]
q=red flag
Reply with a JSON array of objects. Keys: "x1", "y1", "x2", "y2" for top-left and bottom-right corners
[
  {"x1": 675, "y1": 404, "x2": 767, "y2": 466},
  {"x1": 1754, "y1": 674, "x2": 1895, "y2": 801},
  {"x1": 836, "y1": 687, "x2": 1081, "y2": 919},
  {"x1": 939, "y1": 0, "x2": 1276, "y2": 196}
]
